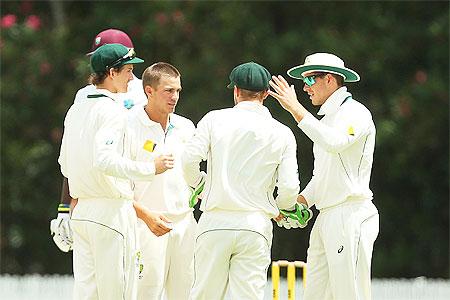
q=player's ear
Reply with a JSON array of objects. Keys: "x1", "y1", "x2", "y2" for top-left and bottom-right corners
[
  {"x1": 108, "y1": 68, "x2": 116, "y2": 78},
  {"x1": 144, "y1": 85, "x2": 153, "y2": 98}
]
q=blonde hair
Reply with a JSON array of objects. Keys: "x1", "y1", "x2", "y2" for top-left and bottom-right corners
[{"x1": 142, "y1": 62, "x2": 180, "y2": 89}]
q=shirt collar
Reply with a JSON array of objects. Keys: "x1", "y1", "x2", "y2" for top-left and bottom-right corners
[
  {"x1": 317, "y1": 87, "x2": 352, "y2": 116},
  {"x1": 92, "y1": 88, "x2": 120, "y2": 102},
  {"x1": 235, "y1": 101, "x2": 272, "y2": 118},
  {"x1": 136, "y1": 106, "x2": 175, "y2": 131}
]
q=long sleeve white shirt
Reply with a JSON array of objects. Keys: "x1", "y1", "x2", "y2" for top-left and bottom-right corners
[
  {"x1": 299, "y1": 87, "x2": 376, "y2": 210},
  {"x1": 181, "y1": 101, "x2": 300, "y2": 218},
  {"x1": 58, "y1": 88, "x2": 156, "y2": 200},
  {"x1": 125, "y1": 107, "x2": 196, "y2": 218}
]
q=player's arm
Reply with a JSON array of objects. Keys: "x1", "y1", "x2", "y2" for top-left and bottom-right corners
[
  {"x1": 93, "y1": 106, "x2": 174, "y2": 180},
  {"x1": 297, "y1": 111, "x2": 372, "y2": 153},
  {"x1": 50, "y1": 177, "x2": 75, "y2": 252},
  {"x1": 269, "y1": 75, "x2": 371, "y2": 153},
  {"x1": 274, "y1": 130, "x2": 300, "y2": 210},
  {"x1": 181, "y1": 113, "x2": 211, "y2": 198},
  {"x1": 51, "y1": 120, "x2": 76, "y2": 252}
]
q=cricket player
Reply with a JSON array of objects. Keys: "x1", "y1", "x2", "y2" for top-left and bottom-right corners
[
  {"x1": 50, "y1": 28, "x2": 147, "y2": 253},
  {"x1": 269, "y1": 53, "x2": 380, "y2": 300},
  {"x1": 181, "y1": 62, "x2": 303, "y2": 299},
  {"x1": 58, "y1": 44, "x2": 173, "y2": 300},
  {"x1": 125, "y1": 62, "x2": 197, "y2": 299}
]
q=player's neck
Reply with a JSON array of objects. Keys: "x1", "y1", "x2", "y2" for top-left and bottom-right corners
[
  {"x1": 96, "y1": 79, "x2": 118, "y2": 93},
  {"x1": 144, "y1": 105, "x2": 170, "y2": 131}
]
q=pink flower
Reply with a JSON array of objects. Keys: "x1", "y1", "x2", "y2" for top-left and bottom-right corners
[
  {"x1": 25, "y1": 15, "x2": 41, "y2": 30},
  {"x1": 1, "y1": 14, "x2": 17, "y2": 28},
  {"x1": 155, "y1": 12, "x2": 168, "y2": 26},
  {"x1": 172, "y1": 10, "x2": 184, "y2": 23},
  {"x1": 415, "y1": 70, "x2": 427, "y2": 84},
  {"x1": 40, "y1": 62, "x2": 52, "y2": 75}
]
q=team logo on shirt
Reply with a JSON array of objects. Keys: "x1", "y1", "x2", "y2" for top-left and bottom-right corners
[
  {"x1": 143, "y1": 140, "x2": 156, "y2": 152},
  {"x1": 347, "y1": 126, "x2": 355, "y2": 136},
  {"x1": 123, "y1": 99, "x2": 134, "y2": 109},
  {"x1": 106, "y1": 140, "x2": 114, "y2": 145}
]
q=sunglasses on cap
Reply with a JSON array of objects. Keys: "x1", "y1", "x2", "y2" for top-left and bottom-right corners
[
  {"x1": 303, "y1": 73, "x2": 327, "y2": 87},
  {"x1": 106, "y1": 48, "x2": 136, "y2": 70}
]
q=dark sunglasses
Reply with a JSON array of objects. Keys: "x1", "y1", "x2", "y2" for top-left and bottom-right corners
[{"x1": 303, "y1": 73, "x2": 327, "y2": 87}]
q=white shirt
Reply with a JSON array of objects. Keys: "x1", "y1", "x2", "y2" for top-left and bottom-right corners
[
  {"x1": 181, "y1": 101, "x2": 300, "y2": 218},
  {"x1": 299, "y1": 87, "x2": 376, "y2": 210},
  {"x1": 58, "y1": 88, "x2": 156, "y2": 200},
  {"x1": 74, "y1": 74, "x2": 147, "y2": 109},
  {"x1": 126, "y1": 107, "x2": 196, "y2": 218}
]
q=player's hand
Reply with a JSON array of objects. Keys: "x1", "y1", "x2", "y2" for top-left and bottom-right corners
[
  {"x1": 276, "y1": 215, "x2": 300, "y2": 229},
  {"x1": 278, "y1": 203, "x2": 313, "y2": 229},
  {"x1": 154, "y1": 154, "x2": 175, "y2": 175},
  {"x1": 268, "y1": 75, "x2": 308, "y2": 120},
  {"x1": 50, "y1": 204, "x2": 73, "y2": 252},
  {"x1": 141, "y1": 210, "x2": 173, "y2": 237}
]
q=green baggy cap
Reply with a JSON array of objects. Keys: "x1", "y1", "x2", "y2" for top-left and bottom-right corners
[
  {"x1": 90, "y1": 43, "x2": 144, "y2": 73},
  {"x1": 227, "y1": 62, "x2": 271, "y2": 92}
]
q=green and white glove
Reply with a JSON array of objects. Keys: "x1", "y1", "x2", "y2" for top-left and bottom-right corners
[
  {"x1": 278, "y1": 203, "x2": 313, "y2": 229},
  {"x1": 50, "y1": 204, "x2": 73, "y2": 252},
  {"x1": 189, "y1": 173, "x2": 206, "y2": 208}
]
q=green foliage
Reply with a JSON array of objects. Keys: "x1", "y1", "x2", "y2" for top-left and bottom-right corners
[{"x1": 1, "y1": 1, "x2": 448, "y2": 278}]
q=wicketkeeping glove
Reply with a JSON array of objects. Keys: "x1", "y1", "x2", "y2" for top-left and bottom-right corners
[
  {"x1": 189, "y1": 173, "x2": 206, "y2": 208},
  {"x1": 277, "y1": 203, "x2": 313, "y2": 229},
  {"x1": 50, "y1": 204, "x2": 73, "y2": 252}
]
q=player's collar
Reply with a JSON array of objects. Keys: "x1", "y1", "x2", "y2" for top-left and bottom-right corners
[
  {"x1": 235, "y1": 101, "x2": 272, "y2": 118},
  {"x1": 137, "y1": 106, "x2": 176, "y2": 132},
  {"x1": 318, "y1": 87, "x2": 351, "y2": 116}
]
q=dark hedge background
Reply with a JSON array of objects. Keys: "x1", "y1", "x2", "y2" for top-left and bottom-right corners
[{"x1": 1, "y1": 1, "x2": 448, "y2": 279}]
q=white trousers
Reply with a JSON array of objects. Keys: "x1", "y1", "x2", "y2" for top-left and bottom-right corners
[
  {"x1": 304, "y1": 200, "x2": 379, "y2": 300},
  {"x1": 137, "y1": 212, "x2": 197, "y2": 300},
  {"x1": 190, "y1": 211, "x2": 272, "y2": 300},
  {"x1": 71, "y1": 198, "x2": 139, "y2": 300}
]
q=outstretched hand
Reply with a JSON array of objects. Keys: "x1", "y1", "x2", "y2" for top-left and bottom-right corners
[{"x1": 268, "y1": 75, "x2": 308, "y2": 122}]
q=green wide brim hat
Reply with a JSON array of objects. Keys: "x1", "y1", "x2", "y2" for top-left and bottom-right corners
[{"x1": 287, "y1": 53, "x2": 360, "y2": 82}]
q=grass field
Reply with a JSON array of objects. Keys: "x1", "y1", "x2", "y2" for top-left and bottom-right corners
[{"x1": 0, "y1": 275, "x2": 449, "y2": 299}]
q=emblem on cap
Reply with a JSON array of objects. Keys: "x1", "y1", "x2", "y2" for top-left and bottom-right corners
[{"x1": 95, "y1": 36, "x2": 101, "y2": 46}]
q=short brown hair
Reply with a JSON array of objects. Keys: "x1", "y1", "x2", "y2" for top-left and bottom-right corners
[
  {"x1": 330, "y1": 73, "x2": 344, "y2": 87},
  {"x1": 239, "y1": 88, "x2": 268, "y2": 100},
  {"x1": 88, "y1": 65, "x2": 125, "y2": 85},
  {"x1": 142, "y1": 62, "x2": 180, "y2": 89}
]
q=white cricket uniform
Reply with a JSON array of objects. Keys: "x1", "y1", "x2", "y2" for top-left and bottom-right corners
[
  {"x1": 125, "y1": 107, "x2": 197, "y2": 300},
  {"x1": 59, "y1": 88, "x2": 157, "y2": 300},
  {"x1": 298, "y1": 87, "x2": 379, "y2": 300},
  {"x1": 74, "y1": 74, "x2": 147, "y2": 109},
  {"x1": 181, "y1": 101, "x2": 300, "y2": 300}
]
